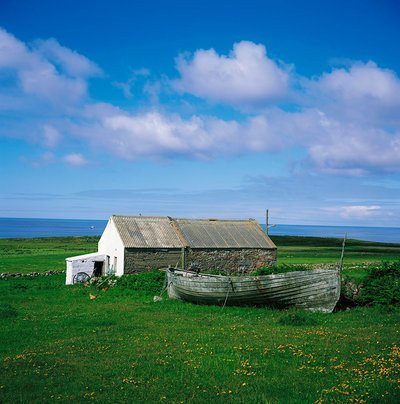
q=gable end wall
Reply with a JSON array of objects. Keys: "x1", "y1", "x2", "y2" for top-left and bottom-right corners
[{"x1": 98, "y1": 219, "x2": 125, "y2": 276}]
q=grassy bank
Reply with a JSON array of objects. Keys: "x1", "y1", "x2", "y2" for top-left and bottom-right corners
[{"x1": 0, "y1": 274, "x2": 399, "y2": 403}]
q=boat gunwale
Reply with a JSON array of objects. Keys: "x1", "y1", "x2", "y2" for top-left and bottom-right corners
[{"x1": 165, "y1": 267, "x2": 340, "y2": 282}]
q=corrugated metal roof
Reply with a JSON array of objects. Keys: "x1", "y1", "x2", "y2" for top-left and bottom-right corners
[
  {"x1": 174, "y1": 218, "x2": 275, "y2": 249},
  {"x1": 112, "y1": 216, "x2": 185, "y2": 248},
  {"x1": 111, "y1": 216, "x2": 276, "y2": 249}
]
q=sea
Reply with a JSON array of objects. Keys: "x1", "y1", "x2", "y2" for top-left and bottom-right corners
[{"x1": 0, "y1": 217, "x2": 399, "y2": 244}]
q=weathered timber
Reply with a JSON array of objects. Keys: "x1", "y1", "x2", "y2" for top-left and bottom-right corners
[{"x1": 166, "y1": 268, "x2": 341, "y2": 313}]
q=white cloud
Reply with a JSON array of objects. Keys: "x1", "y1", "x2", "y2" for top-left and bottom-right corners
[
  {"x1": 173, "y1": 41, "x2": 290, "y2": 106},
  {"x1": 316, "y1": 61, "x2": 400, "y2": 104},
  {"x1": 74, "y1": 106, "x2": 285, "y2": 160},
  {"x1": 34, "y1": 38, "x2": 102, "y2": 78},
  {"x1": 47, "y1": 98, "x2": 400, "y2": 174},
  {"x1": 19, "y1": 66, "x2": 87, "y2": 105},
  {"x1": 0, "y1": 27, "x2": 100, "y2": 107},
  {"x1": 42, "y1": 125, "x2": 61, "y2": 148},
  {"x1": 264, "y1": 108, "x2": 400, "y2": 174},
  {"x1": 307, "y1": 124, "x2": 400, "y2": 175},
  {"x1": 1, "y1": 27, "x2": 400, "y2": 176},
  {"x1": 305, "y1": 61, "x2": 400, "y2": 128},
  {"x1": 0, "y1": 28, "x2": 29, "y2": 68},
  {"x1": 325, "y1": 205, "x2": 382, "y2": 219},
  {"x1": 62, "y1": 153, "x2": 88, "y2": 166}
]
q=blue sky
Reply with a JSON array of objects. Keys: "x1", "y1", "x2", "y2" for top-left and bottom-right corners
[{"x1": 1, "y1": 0, "x2": 400, "y2": 226}]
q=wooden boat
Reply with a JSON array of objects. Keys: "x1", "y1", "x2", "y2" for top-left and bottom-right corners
[{"x1": 166, "y1": 267, "x2": 341, "y2": 313}]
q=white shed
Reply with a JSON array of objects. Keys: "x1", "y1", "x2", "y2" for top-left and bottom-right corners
[{"x1": 65, "y1": 252, "x2": 108, "y2": 285}]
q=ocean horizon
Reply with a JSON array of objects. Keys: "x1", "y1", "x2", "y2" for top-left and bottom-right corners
[{"x1": 0, "y1": 217, "x2": 399, "y2": 244}]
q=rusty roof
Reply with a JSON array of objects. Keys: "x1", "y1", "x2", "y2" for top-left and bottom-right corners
[{"x1": 110, "y1": 215, "x2": 276, "y2": 249}]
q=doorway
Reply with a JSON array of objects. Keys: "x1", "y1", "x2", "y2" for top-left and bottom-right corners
[{"x1": 93, "y1": 261, "x2": 104, "y2": 277}]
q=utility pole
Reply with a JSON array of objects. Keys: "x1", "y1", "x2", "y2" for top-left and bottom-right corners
[
  {"x1": 339, "y1": 233, "x2": 347, "y2": 272},
  {"x1": 266, "y1": 209, "x2": 269, "y2": 235}
]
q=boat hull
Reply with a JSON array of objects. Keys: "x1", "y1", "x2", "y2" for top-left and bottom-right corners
[{"x1": 166, "y1": 268, "x2": 341, "y2": 313}]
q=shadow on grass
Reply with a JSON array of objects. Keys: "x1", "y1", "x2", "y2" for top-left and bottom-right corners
[{"x1": 0, "y1": 303, "x2": 18, "y2": 319}]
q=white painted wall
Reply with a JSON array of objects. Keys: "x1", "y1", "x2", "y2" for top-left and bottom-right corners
[
  {"x1": 98, "y1": 218, "x2": 125, "y2": 276},
  {"x1": 65, "y1": 253, "x2": 106, "y2": 285}
]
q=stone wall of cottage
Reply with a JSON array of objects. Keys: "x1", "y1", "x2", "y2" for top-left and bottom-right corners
[
  {"x1": 185, "y1": 248, "x2": 277, "y2": 275},
  {"x1": 124, "y1": 248, "x2": 182, "y2": 273}
]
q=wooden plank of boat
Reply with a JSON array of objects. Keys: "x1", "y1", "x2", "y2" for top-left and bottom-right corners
[{"x1": 166, "y1": 268, "x2": 340, "y2": 313}]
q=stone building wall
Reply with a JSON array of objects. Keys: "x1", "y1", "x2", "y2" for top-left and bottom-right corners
[
  {"x1": 124, "y1": 247, "x2": 277, "y2": 275},
  {"x1": 124, "y1": 248, "x2": 182, "y2": 273},
  {"x1": 185, "y1": 248, "x2": 277, "y2": 275}
]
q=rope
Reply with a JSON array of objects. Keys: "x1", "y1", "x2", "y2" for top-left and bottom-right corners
[{"x1": 222, "y1": 279, "x2": 234, "y2": 308}]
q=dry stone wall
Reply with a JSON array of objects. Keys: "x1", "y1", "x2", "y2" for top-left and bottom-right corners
[
  {"x1": 124, "y1": 247, "x2": 277, "y2": 274},
  {"x1": 185, "y1": 248, "x2": 277, "y2": 275},
  {"x1": 0, "y1": 270, "x2": 64, "y2": 279}
]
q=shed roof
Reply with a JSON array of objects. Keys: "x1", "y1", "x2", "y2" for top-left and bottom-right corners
[
  {"x1": 110, "y1": 215, "x2": 276, "y2": 249},
  {"x1": 112, "y1": 215, "x2": 185, "y2": 248},
  {"x1": 66, "y1": 252, "x2": 107, "y2": 261},
  {"x1": 174, "y1": 218, "x2": 275, "y2": 249}
]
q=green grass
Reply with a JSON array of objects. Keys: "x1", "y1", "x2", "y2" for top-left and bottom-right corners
[
  {"x1": 0, "y1": 274, "x2": 399, "y2": 403},
  {"x1": 0, "y1": 237, "x2": 98, "y2": 273},
  {"x1": 1, "y1": 235, "x2": 399, "y2": 278},
  {"x1": 1, "y1": 235, "x2": 399, "y2": 402},
  {"x1": 271, "y1": 235, "x2": 400, "y2": 281},
  {"x1": 272, "y1": 235, "x2": 400, "y2": 265}
]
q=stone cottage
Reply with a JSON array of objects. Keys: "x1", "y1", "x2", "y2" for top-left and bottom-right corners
[{"x1": 66, "y1": 215, "x2": 277, "y2": 284}]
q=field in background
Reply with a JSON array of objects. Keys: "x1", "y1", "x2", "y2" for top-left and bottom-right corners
[
  {"x1": 1, "y1": 235, "x2": 399, "y2": 279},
  {"x1": 0, "y1": 237, "x2": 98, "y2": 274},
  {"x1": 274, "y1": 235, "x2": 400, "y2": 264}
]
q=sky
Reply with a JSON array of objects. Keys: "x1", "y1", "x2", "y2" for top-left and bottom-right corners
[{"x1": 1, "y1": 0, "x2": 400, "y2": 226}]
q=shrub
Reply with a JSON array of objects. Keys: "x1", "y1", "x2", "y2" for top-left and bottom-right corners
[
  {"x1": 116, "y1": 270, "x2": 165, "y2": 294},
  {"x1": 278, "y1": 310, "x2": 319, "y2": 326},
  {"x1": 358, "y1": 261, "x2": 400, "y2": 306},
  {"x1": 88, "y1": 275, "x2": 118, "y2": 289}
]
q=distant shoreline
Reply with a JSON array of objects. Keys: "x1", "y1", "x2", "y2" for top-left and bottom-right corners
[{"x1": 0, "y1": 217, "x2": 399, "y2": 244}]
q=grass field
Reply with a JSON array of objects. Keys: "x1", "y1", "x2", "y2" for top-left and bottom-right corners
[
  {"x1": 274, "y1": 235, "x2": 400, "y2": 265},
  {"x1": 0, "y1": 274, "x2": 399, "y2": 403},
  {"x1": 1, "y1": 235, "x2": 399, "y2": 278},
  {"x1": 0, "y1": 237, "x2": 98, "y2": 274},
  {"x1": 1, "y1": 234, "x2": 398, "y2": 299},
  {"x1": 0, "y1": 235, "x2": 399, "y2": 402}
]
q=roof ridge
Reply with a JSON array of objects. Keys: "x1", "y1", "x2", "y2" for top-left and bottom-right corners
[
  {"x1": 173, "y1": 218, "x2": 257, "y2": 222},
  {"x1": 111, "y1": 215, "x2": 258, "y2": 223},
  {"x1": 112, "y1": 214, "x2": 169, "y2": 219}
]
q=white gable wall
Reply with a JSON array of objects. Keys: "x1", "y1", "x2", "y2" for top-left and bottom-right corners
[{"x1": 98, "y1": 217, "x2": 125, "y2": 276}]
